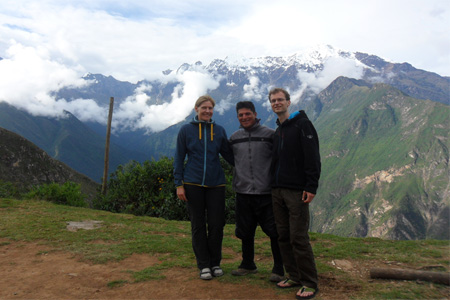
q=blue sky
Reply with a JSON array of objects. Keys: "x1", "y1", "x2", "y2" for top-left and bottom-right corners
[{"x1": 0, "y1": 0, "x2": 448, "y2": 131}]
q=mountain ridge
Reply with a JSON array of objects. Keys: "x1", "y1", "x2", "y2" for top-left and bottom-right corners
[
  {"x1": 0, "y1": 47, "x2": 448, "y2": 240},
  {"x1": 0, "y1": 102, "x2": 147, "y2": 182},
  {"x1": 311, "y1": 77, "x2": 449, "y2": 239},
  {"x1": 0, "y1": 127, "x2": 99, "y2": 200}
]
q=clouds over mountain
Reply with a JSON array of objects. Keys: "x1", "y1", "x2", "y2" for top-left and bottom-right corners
[
  {"x1": 0, "y1": 43, "x2": 89, "y2": 117},
  {"x1": 115, "y1": 70, "x2": 220, "y2": 132},
  {"x1": 1, "y1": 0, "x2": 448, "y2": 134},
  {"x1": 0, "y1": 45, "x2": 448, "y2": 135}
]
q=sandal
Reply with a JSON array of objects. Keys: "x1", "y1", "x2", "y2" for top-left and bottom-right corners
[
  {"x1": 199, "y1": 268, "x2": 212, "y2": 280},
  {"x1": 276, "y1": 278, "x2": 301, "y2": 289},
  {"x1": 296, "y1": 286, "x2": 318, "y2": 299}
]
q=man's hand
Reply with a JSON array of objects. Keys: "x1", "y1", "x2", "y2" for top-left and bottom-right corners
[
  {"x1": 302, "y1": 191, "x2": 315, "y2": 203},
  {"x1": 177, "y1": 186, "x2": 188, "y2": 202}
]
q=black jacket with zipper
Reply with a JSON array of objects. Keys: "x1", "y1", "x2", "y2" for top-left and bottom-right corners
[{"x1": 271, "y1": 110, "x2": 321, "y2": 194}]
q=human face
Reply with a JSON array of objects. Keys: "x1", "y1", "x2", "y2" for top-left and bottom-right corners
[
  {"x1": 270, "y1": 91, "x2": 290, "y2": 115},
  {"x1": 237, "y1": 108, "x2": 257, "y2": 129},
  {"x1": 195, "y1": 100, "x2": 214, "y2": 121}
]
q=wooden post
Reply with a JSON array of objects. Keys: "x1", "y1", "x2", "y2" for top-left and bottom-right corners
[
  {"x1": 370, "y1": 267, "x2": 449, "y2": 285},
  {"x1": 101, "y1": 97, "x2": 114, "y2": 195}
]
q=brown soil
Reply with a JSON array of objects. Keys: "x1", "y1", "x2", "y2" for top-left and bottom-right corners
[{"x1": 0, "y1": 239, "x2": 381, "y2": 300}]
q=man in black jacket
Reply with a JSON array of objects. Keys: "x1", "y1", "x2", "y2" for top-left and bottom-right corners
[
  {"x1": 229, "y1": 101, "x2": 284, "y2": 282},
  {"x1": 269, "y1": 88, "x2": 321, "y2": 299}
]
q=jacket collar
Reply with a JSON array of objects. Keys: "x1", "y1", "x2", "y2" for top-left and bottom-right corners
[
  {"x1": 240, "y1": 119, "x2": 261, "y2": 131},
  {"x1": 276, "y1": 110, "x2": 308, "y2": 126},
  {"x1": 191, "y1": 116, "x2": 215, "y2": 125}
]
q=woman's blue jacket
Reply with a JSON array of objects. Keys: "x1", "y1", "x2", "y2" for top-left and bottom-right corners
[{"x1": 174, "y1": 116, "x2": 234, "y2": 187}]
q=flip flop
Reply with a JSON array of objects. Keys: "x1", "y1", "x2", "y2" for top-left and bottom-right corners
[
  {"x1": 295, "y1": 286, "x2": 318, "y2": 299},
  {"x1": 276, "y1": 278, "x2": 301, "y2": 289}
]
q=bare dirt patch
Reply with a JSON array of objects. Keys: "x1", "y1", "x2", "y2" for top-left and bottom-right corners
[{"x1": 0, "y1": 239, "x2": 375, "y2": 299}]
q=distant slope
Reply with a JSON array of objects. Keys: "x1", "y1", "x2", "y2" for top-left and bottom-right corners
[
  {"x1": 0, "y1": 102, "x2": 148, "y2": 181},
  {"x1": 355, "y1": 53, "x2": 449, "y2": 105},
  {"x1": 310, "y1": 77, "x2": 449, "y2": 240},
  {"x1": 0, "y1": 127, "x2": 100, "y2": 200}
]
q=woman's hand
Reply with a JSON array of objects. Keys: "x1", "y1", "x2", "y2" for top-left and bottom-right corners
[{"x1": 177, "y1": 186, "x2": 188, "y2": 202}]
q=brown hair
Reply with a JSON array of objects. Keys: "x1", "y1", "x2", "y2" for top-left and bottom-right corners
[
  {"x1": 195, "y1": 95, "x2": 216, "y2": 108},
  {"x1": 268, "y1": 88, "x2": 290, "y2": 101}
]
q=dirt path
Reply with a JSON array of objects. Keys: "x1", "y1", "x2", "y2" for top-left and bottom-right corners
[{"x1": 0, "y1": 239, "x2": 363, "y2": 299}]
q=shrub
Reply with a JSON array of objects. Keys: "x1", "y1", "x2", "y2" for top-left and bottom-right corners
[
  {"x1": 25, "y1": 182, "x2": 88, "y2": 207},
  {"x1": 221, "y1": 158, "x2": 236, "y2": 224},
  {"x1": 93, "y1": 157, "x2": 189, "y2": 221},
  {"x1": 0, "y1": 180, "x2": 21, "y2": 199},
  {"x1": 94, "y1": 157, "x2": 236, "y2": 223}
]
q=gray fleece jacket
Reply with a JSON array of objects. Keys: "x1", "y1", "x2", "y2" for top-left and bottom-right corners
[{"x1": 229, "y1": 120, "x2": 274, "y2": 195}]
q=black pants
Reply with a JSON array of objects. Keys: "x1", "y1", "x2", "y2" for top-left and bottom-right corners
[
  {"x1": 235, "y1": 193, "x2": 284, "y2": 275},
  {"x1": 272, "y1": 188, "x2": 318, "y2": 289},
  {"x1": 185, "y1": 185, "x2": 225, "y2": 270}
]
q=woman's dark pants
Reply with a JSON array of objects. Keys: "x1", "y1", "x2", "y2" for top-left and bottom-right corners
[{"x1": 185, "y1": 185, "x2": 225, "y2": 270}]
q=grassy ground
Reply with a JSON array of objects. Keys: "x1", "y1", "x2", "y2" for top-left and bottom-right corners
[{"x1": 0, "y1": 198, "x2": 449, "y2": 299}]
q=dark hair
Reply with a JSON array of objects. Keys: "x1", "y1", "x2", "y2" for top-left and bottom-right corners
[
  {"x1": 236, "y1": 101, "x2": 256, "y2": 113},
  {"x1": 268, "y1": 88, "x2": 290, "y2": 101}
]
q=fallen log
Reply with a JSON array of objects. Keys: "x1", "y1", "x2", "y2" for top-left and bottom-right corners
[{"x1": 370, "y1": 267, "x2": 449, "y2": 285}]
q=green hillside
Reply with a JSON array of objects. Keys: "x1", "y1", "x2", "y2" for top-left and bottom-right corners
[
  {"x1": 0, "y1": 127, "x2": 99, "y2": 200},
  {"x1": 309, "y1": 77, "x2": 449, "y2": 240},
  {"x1": 0, "y1": 199, "x2": 448, "y2": 299},
  {"x1": 0, "y1": 102, "x2": 147, "y2": 182}
]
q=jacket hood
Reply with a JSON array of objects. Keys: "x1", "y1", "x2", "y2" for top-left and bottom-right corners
[
  {"x1": 191, "y1": 116, "x2": 215, "y2": 125},
  {"x1": 276, "y1": 110, "x2": 308, "y2": 126},
  {"x1": 191, "y1": 116, "x2": 216, "y2": 141}
]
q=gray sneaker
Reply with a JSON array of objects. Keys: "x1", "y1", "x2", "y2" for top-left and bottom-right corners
[
  {"x1": 231, "y1": 268, "x2": 258, "y2": 276},
  {"x1": 212, "y1": 266, "x2": 224, "y2": 277},
  {"x1": 200, "y1": 268, "x2": 213, "y2": 280}
]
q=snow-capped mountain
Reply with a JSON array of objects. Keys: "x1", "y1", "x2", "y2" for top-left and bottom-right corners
[
  {"x1": 163, "y1": 45, "x2": 448, "y2": 111},
  {"x1": 185, "y1": 45, "x2": 362, "y2": 73},
  {"x1": 1, "y1": 46, "x2": 449, "y2": 240}
]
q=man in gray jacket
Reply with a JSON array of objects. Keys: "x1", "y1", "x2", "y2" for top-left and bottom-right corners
[{"x1": 229, "y1": 101, "x2": 284, "y2": 282}]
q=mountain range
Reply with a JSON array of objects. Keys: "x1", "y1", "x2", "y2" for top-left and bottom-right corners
[{"x1": 0, "y1": 45, "x2": 448, "y2": 240}]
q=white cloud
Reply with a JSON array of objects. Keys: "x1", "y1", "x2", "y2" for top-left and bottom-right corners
[
  {"x1": 0, "y1": 41, "x2": 223, "y2": 132},
  {"x1": 0, "y1": 1, "x2": 252, "y2": 83},
  {"x1": 0, "y1": 32, "x2": 225, "y2": 131},
  {"x1": 297, "y1": 56, "x2": 365, "y2": 95},
  {"x1": 63, "y1": 98, "x2": 107, "y2": 123},
  {"x1": 243, "y1": 76, "x2": 265, "y2": 101},
  {"x1": 289, "y1": 85, "x2": 309, "y2": 105},
  {"x1": 1, "y1": 0, "x2": 448, "y2": 84},
  {"x1": 113, "y1": 70, "x2": 220, "y2": 132},
  {"x1": 223, "y1": 0, "x2": 450, "y2": 77},
  {"x1": 215, "y1": 96, "x2": 235, "y2": 116},
  {"x1": 0, "y1": 42, "x2": 92, "y2": 118}
]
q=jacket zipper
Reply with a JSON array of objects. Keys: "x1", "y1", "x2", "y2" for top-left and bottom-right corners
[
  {"x1": 248, "y1": 130, "x2": 254, "y2": 191},
  {"x1": 275, "y1": 128, "x2": 283, "y2": 186},
  {"x1": 202, "y1": 124, "x2": 207, "y2": 186}
]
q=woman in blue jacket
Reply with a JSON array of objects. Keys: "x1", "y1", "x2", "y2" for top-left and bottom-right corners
[{"x1": 174, "y1": 95, "x2": 234, "y2": 280}]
